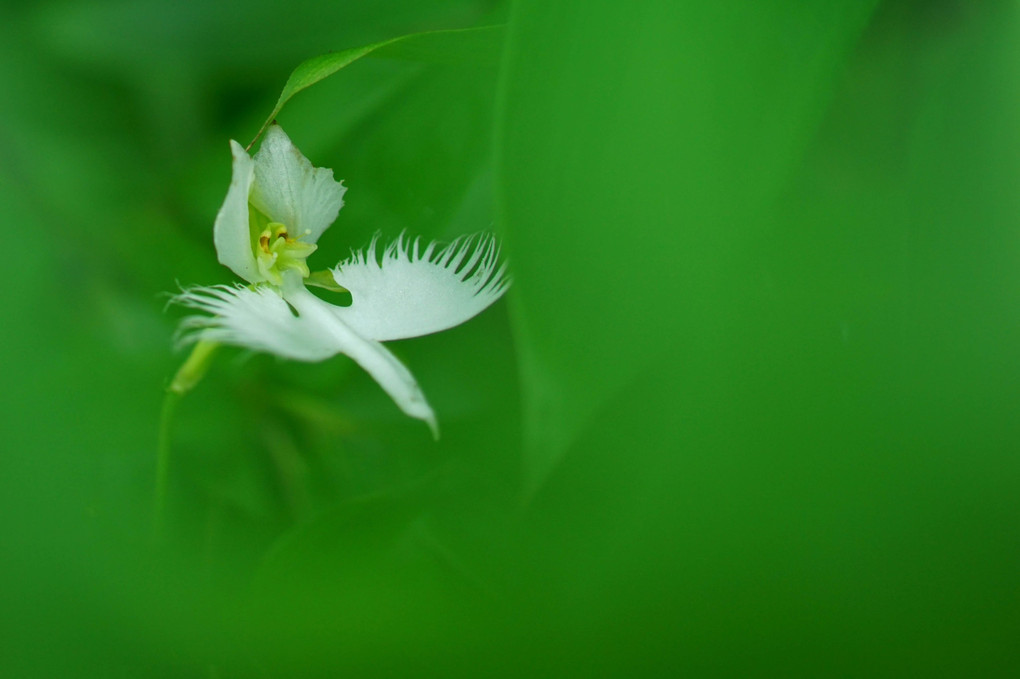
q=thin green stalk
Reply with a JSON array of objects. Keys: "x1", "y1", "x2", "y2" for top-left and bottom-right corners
[
  {"x1": 153, "y1": 340, "x2": 220, "y2": 540},
  {"x1": 152, "y1": 389, "x2": 180, "y2": 540}
]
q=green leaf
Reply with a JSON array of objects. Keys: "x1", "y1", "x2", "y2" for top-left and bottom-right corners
[
  {"x1": 497, "y1": 0, "x2": 882, "y2": 496},
  {"x1": 496, "y1": 1, "x2": 1020, "y2": 674},
  {"x1": 250, "y1": 25, "x2": 504, "y2": 150}
]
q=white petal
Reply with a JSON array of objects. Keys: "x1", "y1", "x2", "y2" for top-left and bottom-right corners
[
  {"x1": 249, "y1": 125, "x2": 347, "y2": 244},
  {"x1": 174, "y1": 284, "x2": 336, "y2": 361},
  {"x1": 284, "y1": 284, "x2": 437, "y2": 435},
  {"x1": 329, "y1": 233, "x2": 510, "y2": 342},
  {"x1": 173, "y1": 281, "x2": 437, "y2": 435},
  {"x1": 213, "y1": 141, "x2": 261, "y2": 283}
]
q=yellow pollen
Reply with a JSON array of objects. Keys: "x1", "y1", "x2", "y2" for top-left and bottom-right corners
[
  {"x1": 259, "y1": 224, "x2": 295, "y2": 253},
  {"x1": 253, "y1": 221, "x2": 317, "y2": 284}
]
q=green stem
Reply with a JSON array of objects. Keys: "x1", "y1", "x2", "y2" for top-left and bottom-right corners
[
  {"x1": 168, "y1": 339, "x2": 220, "y2": 395},
  {"x1": 153, "y1": 340, "x2": 220, "y2": 540},
  {"x1": 152, "y1": 389, "x2": 180, "y2": 540}
]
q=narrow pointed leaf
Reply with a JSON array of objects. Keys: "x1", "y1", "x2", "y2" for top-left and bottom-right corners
[{"x1": 250, "y1": 25, "x2": 504, "y2": 150}]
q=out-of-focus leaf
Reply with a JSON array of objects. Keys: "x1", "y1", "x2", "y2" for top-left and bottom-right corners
[
  {"x1": 252, "y1": 25, "x2": 503, "y2": 148},
  {"x1": 495, "y1": 1, "x2": 1020, "y2": 676},
  {"x1": 497, "y1": 0, "x2": 881, "y2": 494}
]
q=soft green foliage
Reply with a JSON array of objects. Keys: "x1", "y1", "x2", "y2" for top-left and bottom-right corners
[
  {"x1": 500, "y1": 1, "x2": 882, "y2": 493},
  {"x1": 2, "y1": 0, "x2": 1020, "y2": 677}
]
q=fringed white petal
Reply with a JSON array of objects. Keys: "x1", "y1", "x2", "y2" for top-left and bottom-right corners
[
  {"x1": 173, "y1": 281, "x2": 437, "y2": 435},
  {"x1": 249, "y1": 125, "x2": 346, "y2": 244},
  {"x1": 213, "y1": 141, "x2": 260, "y2": 283},
  {"x1": 329, "y1": 233, "x2": 510, "y2": 342},
  {"x1": 283, "y1": 283, "x2": 437, "y2": 436},
  {"x1": 174, "y1": 284, "x2": 338, "y2": 361}
]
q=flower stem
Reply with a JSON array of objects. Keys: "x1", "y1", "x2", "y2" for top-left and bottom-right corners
[
  {"x1": 168, "y1": 339, "x2": 220, "y2": 396},
  {"x1": 153, "y1": 340, "x2": 220, "y2": 540},
  {"x1": 152, "y1": 389, "x2": 180, "y2": 540}
]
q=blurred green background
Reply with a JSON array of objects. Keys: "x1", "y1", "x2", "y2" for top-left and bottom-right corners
[{"x1": 2, "y1": 0, "x2": 1019, "y2": 676}]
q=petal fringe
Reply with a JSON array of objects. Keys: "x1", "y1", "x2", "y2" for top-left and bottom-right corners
[
  {"x1": 172, "y1": 284, "x2": 338, "y2": 361},
  {"x1": 329, "y1": 232, "x2": 510, "y2": 342}
]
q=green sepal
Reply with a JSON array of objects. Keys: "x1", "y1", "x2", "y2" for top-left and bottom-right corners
[{"x1": 305, "y1": 270, "x2": 349, "y2": 293}]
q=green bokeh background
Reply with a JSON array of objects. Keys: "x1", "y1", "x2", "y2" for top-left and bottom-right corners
[{"x1": 2, "y1": 0, "x2": 1018, "y2": 676}]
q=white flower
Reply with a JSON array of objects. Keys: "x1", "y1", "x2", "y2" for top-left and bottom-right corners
[{"x1": 175, "y1": 125, "x2": 509, "y2": 436}]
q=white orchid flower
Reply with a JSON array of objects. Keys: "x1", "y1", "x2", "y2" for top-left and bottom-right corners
[{"x1": 174, "y1": 125, "x2": 509, "y2": 436}]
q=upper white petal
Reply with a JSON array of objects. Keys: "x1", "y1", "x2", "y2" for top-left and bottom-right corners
[
  {"x1": 329, "y1": 233, "x2": 510, "y2": 342},
  {"x1": 249, "y1": 125, "x2": 346, "y2": 244},
  {"x1": 213, "y1": 141, "x2": 261, "y2": 283}
]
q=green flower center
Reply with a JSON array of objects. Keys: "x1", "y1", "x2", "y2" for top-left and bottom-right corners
[{"x1": 251, "y1": 216, "x2": 317, "y2": 286}]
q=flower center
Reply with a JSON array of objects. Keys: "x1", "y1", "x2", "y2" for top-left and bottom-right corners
[{"x1": 254, "y1": 221, "x2": 317, "y2": 286}]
